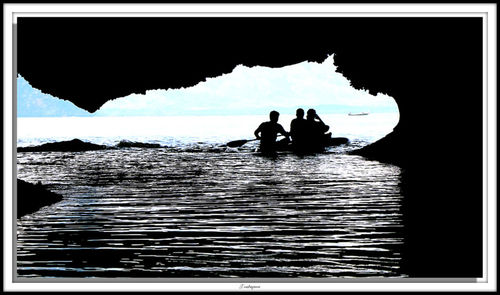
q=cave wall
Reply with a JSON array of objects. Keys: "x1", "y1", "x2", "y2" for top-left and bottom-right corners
[{"x1": 16, "y1": 17, "x2": 484, "y2": 277}]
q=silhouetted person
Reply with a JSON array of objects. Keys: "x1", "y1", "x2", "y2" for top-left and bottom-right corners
[
  {"x1": 254, "y1": 110, "x2": 290, "y2": 154},
  {"x1": 290, "y1": 108, "x2": 308, "y2": 151},
  {"x1": 305, "y1": 108, "x2": 331, "y2": 151}
]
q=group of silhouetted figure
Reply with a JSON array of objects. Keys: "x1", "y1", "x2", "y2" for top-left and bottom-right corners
[{"x1": 254, "y1": 108, "x2": 332, "y2": 154}]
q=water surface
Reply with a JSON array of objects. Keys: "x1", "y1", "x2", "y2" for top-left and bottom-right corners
[
  {"x1": 17, "y1": 148, "x2": 404, "y2": 278},
  {"x1": 17, "y1": 113, "x2": 404, "y2": 278}
]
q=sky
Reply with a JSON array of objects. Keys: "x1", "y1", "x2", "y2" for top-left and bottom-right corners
[
  {"x1": 17, "y1": 76, "x2": 91, "y2": 117},
  {"x1": 18, "y1": 55, "x2": 399, "y2": 117}
]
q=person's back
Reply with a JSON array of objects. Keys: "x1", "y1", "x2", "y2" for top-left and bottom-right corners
[
  {"x1": 254, "y1": 111, "x2": 289, "y2": 153},
  {"x1": 290, "y1": 108, "x2": 308, "y2": 151},
  {"x1": 257, "y1": 121, "x2": 281, "y2": 144},
  {"x1": 305, "y1": 109, "x2": 329, "y2": 152}
]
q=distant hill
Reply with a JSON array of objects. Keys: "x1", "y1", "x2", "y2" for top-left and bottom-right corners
[{"x1": 17, "y1": 75, "x2": 92, "y2": 117}]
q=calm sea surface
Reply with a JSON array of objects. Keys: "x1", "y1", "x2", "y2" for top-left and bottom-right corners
[{"x1": 16, "y1": 114, "x2": 405, "y2": 278}]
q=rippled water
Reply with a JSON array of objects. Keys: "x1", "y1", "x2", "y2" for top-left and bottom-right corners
[{"x1": 17, "y1": 148, "x2": 404, "y2": 278}]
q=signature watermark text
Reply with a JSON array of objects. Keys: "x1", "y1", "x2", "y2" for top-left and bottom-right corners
[{"x1": 239, "y1": 284, "x2": 261, "y2": 291}]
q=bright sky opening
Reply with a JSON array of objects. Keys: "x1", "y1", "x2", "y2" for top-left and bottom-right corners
[{"x1": 18, "y1": 55, "x2": 399, "y2": 117}]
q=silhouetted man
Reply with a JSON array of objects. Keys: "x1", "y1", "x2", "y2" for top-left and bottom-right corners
[
  {"x1": 290, "y1": 108, "x2": 308, "y2": 151},
  {"x1": 305, "y1": 108, "x2": 330, "y2": 151},
  {"x1": 254, "y1": 110, "x2": 290, "y2": 154}
]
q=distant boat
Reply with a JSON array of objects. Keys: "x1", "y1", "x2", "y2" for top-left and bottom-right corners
[{"x1": 348, "y1": 112, "x2": 369, "y2": 116}]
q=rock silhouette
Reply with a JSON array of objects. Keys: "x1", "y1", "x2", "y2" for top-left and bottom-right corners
[
  {"x1": 17, "y1": 139, "x2": 165, "y2": 152},
  {"x1": 17, "y1": 139, "x2": 107, "y2": 152},
  {"x1": 17, "y1": 179, "x2": 63, "y2": 217},
  {"x1": 116, "y1": 140, "x2": 162, "y2": 148}
]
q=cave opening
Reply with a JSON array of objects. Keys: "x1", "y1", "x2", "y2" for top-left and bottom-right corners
[{"x1": 18, "y1": 54, "x2": 400, "y2": 151}]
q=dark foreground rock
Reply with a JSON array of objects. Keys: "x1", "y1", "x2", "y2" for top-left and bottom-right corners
[
  {"x1": 17, "y1": 179, "x2": 63, "y2": 218},
  {"x1": 116, "y1": 140, "x2": 162, "y2": 148},
  {"x1": 17, "y1": 139, "x2": 107, "y2": 152},
  {"x1": 349, "y1": 132, "x2": 404, "y2": 167}
]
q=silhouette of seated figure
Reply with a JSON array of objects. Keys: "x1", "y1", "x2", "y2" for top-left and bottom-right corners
[
  {"x1": 254, "y1": 110, "x2": 290, "y2": 154},
  {"x1": 290, "y1": 108, "x2": 308, "y2": 151},
  {"x1": 305, "y1": 108, "x2": 331, "y2": 151}
]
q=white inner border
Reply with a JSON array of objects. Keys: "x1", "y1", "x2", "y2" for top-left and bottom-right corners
[{"x1": 3, "y1": 3, "x2": 497, "y2": 292}]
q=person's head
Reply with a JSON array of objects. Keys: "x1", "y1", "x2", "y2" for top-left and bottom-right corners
[
  {"x1": 269, "y1": 110, "x2": 280, "y2": 123},
  {"x1": 296, "y1": 108, "x2": 304, "y2": 119},
  {"x1": 307, "y1": 108, "x2": 316, "y2": 120}
]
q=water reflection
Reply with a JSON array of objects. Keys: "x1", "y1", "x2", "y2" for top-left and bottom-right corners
[{"x1": 17, "y1": 149, "x2": 404, "y2": 278}]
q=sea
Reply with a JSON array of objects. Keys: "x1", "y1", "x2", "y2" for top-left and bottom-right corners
[{"x1": 16, "y1": 113, "x2": 406, "y2": 278}]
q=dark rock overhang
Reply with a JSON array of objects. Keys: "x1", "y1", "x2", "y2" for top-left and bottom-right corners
[{"x1": 19, "y1": 17, "x2": 477, "y2": 113}]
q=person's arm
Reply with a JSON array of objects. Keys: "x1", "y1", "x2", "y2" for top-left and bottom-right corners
[
  {"x1": 278, "y1": 124, "x2": 290, "y2": 139},
  {"x1": 315, "y1": 114, "x2": 325, "y2": 124},
  {"x1": 316, "y1": 114, "x2": 330, "y2": 132},
  {"x1": 254, "y1": 124, "x2": 262, "y2": 139}
]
